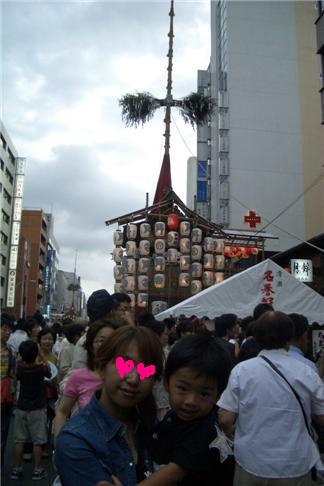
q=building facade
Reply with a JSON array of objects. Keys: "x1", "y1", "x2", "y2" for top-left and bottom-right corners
[
  {"x1": 189, "y1": 1, "x2": 324, "y2": 253},
  {"x1": 42, "y1": 213, "x2": 60, "y2": 317},
  {"x1": 55, "y1": 270, "x2": 85, "y2": 316},
  {"x1": 316, "y1": 1, "x2": 324, "y2": 123},
  {"x1": 0, "y1": 121, "x2": 26, "y2": 312}
]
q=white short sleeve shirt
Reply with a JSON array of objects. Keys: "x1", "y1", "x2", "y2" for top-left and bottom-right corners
[{"x1": 217, "y1": 349, "x2": 324, "y2": 479}]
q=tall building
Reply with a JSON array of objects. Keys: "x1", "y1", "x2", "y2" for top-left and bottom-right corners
[
  {"x1": 316, "y1": 1, "x2": 324, "y2": 123},
  {"x1": 0, "y1": 121, "x2": 26, "y2": 312},
  {"x1": 14, "y1": 209, "x2": 49, "y2": 316},
  {"x1": 55, "y1": 270, "x2": 85, "y2": 316},
  {"x1": 189, "y1": 1, "x2": 324, "y2": 253},
  {"x1": 42, "y1": 213, "x2": 60, "y2": 317}
]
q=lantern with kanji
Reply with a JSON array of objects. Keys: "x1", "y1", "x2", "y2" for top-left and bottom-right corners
[
  {"x1": 180, "y1": 221, "x2": 190, "y2": 236},
  {"x1": 154, "y1": 256, "x2": 165, "y2": 272},
  {"x1": 127, "y1": 293, "x2": 135, "y2": 307},
  {"x1": 126, "y1": 224, "x2": 137, "y2": 240},
  {"x1": 179, "y1": 255, "x2": 190, "y2": 271},
  {"x1": 140, "y1": 223, "x2": 151, "y2": 238},
  {"x1": 155, "y1": 222, "x2": 166, "y2": 237},
  {"x1": 155, "y1": 239, "x2": 165, "y2": 255},
  {"x1": 113, "y1": 230, "x2": 124, "y2": 246},
  {"x1": 124, "y1": 276, "x2": 135, "y2": 292},
  {"x1": 215, "y1": 272, "x2": 224, "y2": 284},
  {"x1": 113, "y1": 247, "x2": 123, "y2": 263},
  {"x1": 138, "y1": 258, "x2": 150, "y2": 274},
  {"x1": 202, "y1": 271, "x2": 214, "y2": 287},
  {"x1": 126, "y1": 258, "x2": 136, "y2": 274},
  {"x1": 138, "y1": 275, "x2": 149, "y2": 291},
  {"x1": 139, "y1": 240, "x2": 150, "y2": 256},
  {"x1": 167, "y1": 248, "x2": 178, "y2": 263},
  {"x1": 167, "y1": 231, "x2": 179, "y2": 248},
  {"x1": 152, "y1": 301, "x2": 168, "y2": 315},
  {"x1": 114, "y1": 283, "x2": 122, "y2": 293},
  {"x1": 154, "y1": 274, "x2": 165, "y2": 289},
  {"x1": 180, "y1": 238, "x2": 190, "y2": 254},
  {"x1": 114, "y1": 265, "x2": 123, "y2": 282},
  {"x1": 191, "y1": 280, "x2": 202, "y2": 295},
  {"x1": 203, "y1": 237, "x2": 214, "y2": 253},
  {"x1": 126, "y1": 241, "x2": 136, "y2": 257},
  {"x1": 215, "y1": 239, "x2": 225, "y2": 254},
  {"x1": 203, "y1": 254, "x2": 214, "y2": 270},
  {"x1": 191, "y1": 245, "x2": 202, "y2": 261},
  {"x1": 167, "y1": 213, "x2": 180, "y2": 230},
  {"x1": 191, "y1": 228, "x2": 203, "y2": 243},
  {"x1": 179, "y1": 273, "x2": 190, "y2": 288},
  {"x1": 191, "y1": 262, "x2": 203, "y2": 278},
  {"x1": 215, "y1": 255, "x2": 225, "y2": 270},
  {"x1": 138, "y1": 293, "x2": 148, "y2": 308}
]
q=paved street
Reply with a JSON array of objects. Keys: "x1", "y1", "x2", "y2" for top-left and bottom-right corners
[{"x1": 2, "y1": 415, "x2": 56, "y2": 486}]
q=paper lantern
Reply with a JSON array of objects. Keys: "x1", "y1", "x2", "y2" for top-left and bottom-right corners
[
  {"x1": 167, "y1": 248, "x2": 178, "y2": 263},
  {"x1": 140, "y1": 223, "x2": 151, "y2": 238},
  {"x1": 215, "y1": 255, "x2": 225, "y2": 270},
  {"x1": 113, "y1": 231, "x2": 124, "y2": 246},
  {"x1": 167, "y1": 231, "x2": 179, "y2": 248},
  {"x1": 180, "y1": 221, "x2": 191, "y2": 236},
  {"x1": 191, "y1": 280, "x2": 202, "y2": 295},
  {"x1": 137, "y1": 293, "x2": 148, "y2": 308},
  {"x1": 167, "y1": 213, "x2": 180, "y2": 230},
  {"x1": 215, "y1": 272, "x2": 224, "y2": 284},
  {"x1": 152, "y1": 301, "x2": 168, "y2": 315},
  {"x1": 223, "y1": 245, "x2": 232, "y2": 257},
  {"x1": 154, "y1": 256, "x2": 165, "y2": 272},
  {"x1": 191, "y1": 262, "x2": 203, "y2": 278},
  {"x1": 126, "y1": 258, "x2": 136, "y2": 274},
  {"x1": 126, "y1": 224, "x2": 137, "y2": 240},
  {"x1": 126, "y1": 241, "x2": 136, "y2": 257},
  {"x1": 179, "y1": 273, "x2": 190, "y2": 288},
  {"x1": 155, "y1": 222, "x2": 166, "y2": 237},
  {"x1": 114, "y1": 283, "x2": 122, "y2": 293},
  {"x1": 191, "y1": 245, "x2": 202, "y2": 261},
  {"x1": 203, "y1": 253, "x2": 214, "y2": 269},
  {"x1": 154, "y1": 274, "x2": 165, "y2": 289},
  {"x1": 203, "y1": 237, "x2": 214, "y2": 253},
  {"x1": 180, "y1": 255, "x2": 190, "y2": 271},
  {"x1": 215, "y1": 239, "x2": 225, "y2": 254},
  {"x1": 124, "y1": 276, "x2": 135, "y2": 292},
  {"x1": 138, "y1": 258, "x2": 150, "y2": 274},
  {"x1": 113, "y1": 247, "x2": 123, "y2": 263},
  {"x1": 155, "y1": 239, "x2": 166, "y2": 255},
  {"x1": 139, "y1": 240, "x2": 150, "y2": 256},
  {"x1": 251, "y1": 247, "x2": 259, "y2": 255},
  {"x1": 202, "y1": 271, "x2": 214, "y2": 287},
  {"x1": 245, "y1": 246, "x2": 252, "y2": 256},
  {"x1": 127, "y1": 293, "x2": 135, "y2": 307},
  {"x1": 114, "y1": 265, "x2": 123, "y2": 281},
  {"x1": 180, "y1": 238, "x2": 190, "y2": 254},
  {"x1": 138, "y1": 275, "x2": 149, "y2": 291},
  {"x1": 191, "y1": 228, "x2": 202, "y2": 243}
]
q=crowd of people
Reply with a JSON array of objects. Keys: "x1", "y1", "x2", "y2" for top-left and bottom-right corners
[{"x1": 1, "y1": 290, "x2": 324, "y2": 486}]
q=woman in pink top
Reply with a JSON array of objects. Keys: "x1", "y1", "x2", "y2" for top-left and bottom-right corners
[{"x1": 54, "y1": 320, "x2": 117, "y2": 437}]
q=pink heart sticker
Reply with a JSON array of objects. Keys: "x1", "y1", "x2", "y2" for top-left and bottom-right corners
[{"x1": 116, "y1": 357, "x2": 135, "y2": 378}]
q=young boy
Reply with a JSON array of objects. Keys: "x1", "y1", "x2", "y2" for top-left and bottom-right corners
[
  {"x1": 11, "y1": 339, "x2": 51, "y2": 481},
  {"x1": 147, "y1": 333, "x2": 235, "y2": 486}
]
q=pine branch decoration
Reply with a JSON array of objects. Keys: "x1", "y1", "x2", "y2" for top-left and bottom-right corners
[
  {"x1": 119, "y1": 92, "x2": 160, "y2": 127},
  {"x1": 178, "y1": 92, "x2": 215, "y2": 128}
]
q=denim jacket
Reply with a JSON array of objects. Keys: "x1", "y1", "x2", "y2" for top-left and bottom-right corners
[{"x1": 55, "y1": 392, "x2": 152, "y2": 486}]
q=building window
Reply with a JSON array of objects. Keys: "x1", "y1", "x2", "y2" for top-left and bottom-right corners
[
  {"x1": 197, "y1": 181, "x2": 208, "y2": 202},
  {"x1": 1, "y1": 254, "x2": 6, "y2": 266},
  {"x1": 317, "y1": 1, "x2": 324, "y2": 16},
  {"x1": 7, "y1": 148, "x2": 15, "y2": 166},
  {"x1": 0, "y1": 134, "x2": 6, "y2": 150},
  {"x1": 5, "y1": 167, "x2": 13, "y2": 185},
  {"x1": 2, "y1": 209, "x2": 9, "y2": 224},
  {"x1": 197, "y1": 160, "x2": 208, "y2": 178},
  {"x1": 0, "y1": 158, "x2": 4, "y2": 171},
  {"x1": 3, "y1": 188, "x2": 12, "y2": 204},
  {"x1": 0, "y1": 232, "x2": 8, "y2": 245},
  {"x1": 1, "y1": 277, "x2": 5, "y2": 287}
]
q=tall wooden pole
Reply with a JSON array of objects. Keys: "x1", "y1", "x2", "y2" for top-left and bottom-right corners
[{"x1": 164, "y1": 0, "x2": 174, "y2": 156}]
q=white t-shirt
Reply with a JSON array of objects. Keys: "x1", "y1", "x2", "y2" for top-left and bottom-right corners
[
  {"x1": 217, "y1": 348, "x2": 324, "y2": 479},
  {"x1": 7, "y1": 329, "x2": 28, "y2": 354}
]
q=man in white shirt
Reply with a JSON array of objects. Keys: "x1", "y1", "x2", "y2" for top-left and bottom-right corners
[
  {"x1": 288, "y1": 313, "x2": 318, "y2": 374},
  {"x1": 218, "y1": 311, "x2": 324, "y2": 486},
  {"x1": 7, "y1": 318, "x2": 28, "y2": 354}
]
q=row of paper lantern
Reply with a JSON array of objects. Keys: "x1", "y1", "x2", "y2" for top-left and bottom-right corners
[
  {"x1": 113, "y1": 242, "x2": 226, "y2": 263},
  {"x1": 114, "y1": 228, "x2": 225, "y2": 251},
  {"x1": 113, "y1": 255, "x2": 225, "y2": 279},
  {"x1": 114, "y1": 271, "x2": 224, "y2": 293},
  {"x1": 224, "y1": 246, "x2": 259, "y2": 258}
]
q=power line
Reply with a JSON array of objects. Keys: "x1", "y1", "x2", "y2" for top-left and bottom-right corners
[{"x1": 171, "y1": 114, "x2": 195, "y2": 156}]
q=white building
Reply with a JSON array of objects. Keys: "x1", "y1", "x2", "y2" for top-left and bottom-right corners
[
  {"x1": 188, "y1": 1, "x2": 324, "y2": 252},
  {"x1": 0, "y1": 121, "x2": 26, "y2": 311}
]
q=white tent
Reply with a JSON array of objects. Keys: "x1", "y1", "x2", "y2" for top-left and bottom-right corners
[{"x1": 156, "y1": 259, "x2": 324, "y2": 323}]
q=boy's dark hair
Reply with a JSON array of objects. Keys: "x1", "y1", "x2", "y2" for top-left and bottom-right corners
[
  {"x1": 25, "y1": 317, "x2": 39, "y2": 336},
  {"x1": 37, "y1": 327, "x2": 55, "y2": 343},
  {"x1": 63, "y1": 323, "x2": 84, "y2": 344},
  {"x1": 165, "y1": 334, "x2": 232, "y2": 394},
  {"x1": 112, "y1": 292, "x2": 131, "y2": 305},
  {"x1": 253, "y1": 303, "x2": 274, "y2": 321},
  {"x1": 163, "y1": 317, "x2": 176, "y2": 330},
  {"x1": 289, "y1": 313, "x2": 309, "y2": 340},
  {"x1": 254, "y1": 311, "x2": 294, "y2": 350},
  {"x1": 19, "y1": 339, "x2": 39, "y2": 363},
  {"x1": 240, "y1": 316, "x2": 254, "y2": 335},
  {"x1": 140, "y1": 320, "x2": 166, "y2": 337},
  {"x1": 176, "y1": 319, "x2": 194, "y2": 338},
  {"x1": 214, "y1": 314, "x2": 237, "y2": 337}
]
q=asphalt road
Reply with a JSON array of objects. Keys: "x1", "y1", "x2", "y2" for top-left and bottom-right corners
[{"x1": 2, "y1": 414, "x2": 57, "y2": 486}]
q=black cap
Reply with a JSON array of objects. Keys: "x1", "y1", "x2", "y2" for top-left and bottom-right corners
[{"x1": 87, "y1": 289, "x2": 114, "y2": 322}]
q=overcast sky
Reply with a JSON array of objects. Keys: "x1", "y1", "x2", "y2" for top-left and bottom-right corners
[{"x1": 2, "y1": 0, "x2": 210, "y2": 299}]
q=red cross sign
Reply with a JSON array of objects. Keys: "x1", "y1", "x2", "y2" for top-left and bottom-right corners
[{"x1": 244, "y1": 210, "x2": 261, "y2": 229}]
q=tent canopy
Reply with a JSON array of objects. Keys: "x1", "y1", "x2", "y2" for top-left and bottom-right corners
[{"x1": 156, "y1": 259, "x2": 324, "y2": 324}]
